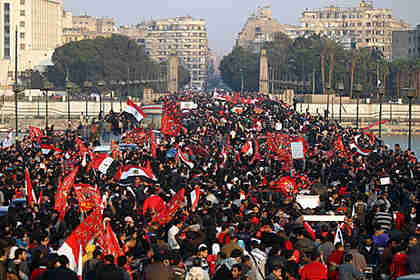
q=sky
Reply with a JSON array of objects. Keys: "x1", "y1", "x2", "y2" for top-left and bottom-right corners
[{"x1": 64, "y1": 0, "x2": 420, "y2": 55}]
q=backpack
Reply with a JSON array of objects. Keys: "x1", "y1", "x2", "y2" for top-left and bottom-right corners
[{"x1": 186, "y1": 266, "x2": 205, "y2": 280}]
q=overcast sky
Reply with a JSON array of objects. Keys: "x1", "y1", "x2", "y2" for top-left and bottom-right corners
[{"x1": 64, "y1": 0, "x2": 419, "y2": 55}]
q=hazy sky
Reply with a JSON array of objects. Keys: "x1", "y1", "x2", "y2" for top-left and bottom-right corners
[{"x1": 64, "y1": 0, "x2": 419, "y2": 54}]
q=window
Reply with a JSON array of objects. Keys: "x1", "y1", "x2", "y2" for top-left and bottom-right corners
[
  {"x1": 19, "y1": 21, "x2": 25, "y2": 28},
  {"x1": 4, "y1": 3, "x2": 10, "y2": 58},
  {"x1": 20, "y1": 32, "x2": 25, "y2": 39},
  {"x1": 20, "y1": 10, "x2": 25, "y2": 16},
  {"x1": 20, "y1": 0, "x2": 25, "y2": 5}
]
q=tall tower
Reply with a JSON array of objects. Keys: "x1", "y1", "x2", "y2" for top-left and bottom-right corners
[
  {"x1": 167, "y1": 53, "x2": 178, "y2": 93},
  {"x1": 259, "y1": 49, "x2": 268, "y2": 94}
]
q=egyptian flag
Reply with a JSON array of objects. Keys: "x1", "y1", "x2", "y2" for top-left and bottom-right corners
[
  {"x1": 124, "y1": 98, "x2": 146, "y2": 122},
  {"x1": 25, "y1": 168, "x2": 37, "y2": 206},
  {"x1": 190, "y1": 186, "x2": 200, "y2": 212},
  {"x1": 334, "y1": 224, "x2": 344, "y2": 245},
  {"x1": 349, "y1": 135, "x2": 371, "y2": 156},
  {"x1": 177, "y1": 147, "x2": 194, "y2": 169},
  {"x1": 241, "y1": 141, "x2": 253, "y2": 156},
  {"x1": 91, "y1": 154, "x2": 115, "y2": 174},
  {"x1": 57, "y1": 209, "x2": 102, "y2": 278},
  {"x1": 116, "y1": 162, "x2": 157, "y2": 181},
  {"x1": 1, "y1": 130, "x2": 13, "y2": 149},
  {"x1": 40, "y1": 144, "x2": 62, "y2": 155}
]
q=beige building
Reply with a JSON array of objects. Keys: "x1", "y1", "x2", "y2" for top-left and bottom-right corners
[
  {"x1": 236, "y1": 6, "x2": 306, "y2": 52},
  {"x1": 62, "y1": 15, "x2": 117, "y2": 45},
  {"x1": 0, "y1": 0, "x2": 63, "y2": 89},
  {"x1": 300, "y1": 0, "x2": 410, "y2": 59},
  {"x1": 138, "y1": 16, "x2": 209, "y2": 89}
]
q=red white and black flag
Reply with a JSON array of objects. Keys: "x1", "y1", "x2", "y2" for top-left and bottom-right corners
[{"x1": 124, "y1": 98, "x2": 146, "y2": 122}]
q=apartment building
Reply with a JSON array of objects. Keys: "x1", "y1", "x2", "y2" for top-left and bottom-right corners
[
  {"x1": 300, "y1": 0, "x2": 410, "y2": 59},
  {"x1": 236, "y1": 6, "x2": 306, "y2": 53},
  {"x1": 62, "y1": 15, "x2": 117, "y2": 44},
  {"x1": 392, "y1": 25, "x2": 420, "y2": 60},
  {"x1": 0, "y1": 0, "x2": 63, "y2": 89},
  {"x1": 138, "y1": 16, "x2": 209, "y2": 89}
]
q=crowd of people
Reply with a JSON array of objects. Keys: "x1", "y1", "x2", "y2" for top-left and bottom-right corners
[{"x1": 0, "y1": 90, "x2": 419, "y2": 280}]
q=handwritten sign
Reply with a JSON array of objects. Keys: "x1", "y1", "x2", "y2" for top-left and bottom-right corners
[{"x1": 290, "y1": 142, "x2": 304, "y2": 159}]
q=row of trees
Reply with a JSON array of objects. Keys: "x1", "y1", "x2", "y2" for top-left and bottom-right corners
[
  {"x1": 220, "y1": 33, "x2": 420, "y2": 98},
  {"x1": 45, "y1": 35, "x2": 190, "y2": 94}
]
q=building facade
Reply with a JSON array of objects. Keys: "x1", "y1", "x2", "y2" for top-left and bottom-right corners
[
  {"x1": 0, "y1": 0, "x2": 63, "y2": 89},
  {"x1": 392, "y1": 25, "x2": 420, "y2": 60},
  {"x1": 62, "y1": 15, "x2": 117, "y2": 45},
  {"x1": 236, "y1": 6, "x2": 306, "y2": 53},
  {"x1": 138, "y1": 16, "x2": 209, "y2": 89},
  {"x1": 300, "y1": 0, "x2": 410, "y2": 59}
]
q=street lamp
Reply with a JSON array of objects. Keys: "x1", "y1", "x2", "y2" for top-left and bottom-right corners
[
  {"x1": 97, "y1": 80, "x2": 105, "y2": 116},
  {"x1": 83, "y1": 81, "x2": 93, "y2": 119},
  {"x1": 354, "y1": 83, "x2": 363, "y2": 129},
  {"x1": 378, "y1": 87, "x2": 385, "y2": 138},
  {"x1": 325, "y1": 85, "x2": 331, "y2": 119},
  {"x1": 338, "y1": 82, "x2": 344, "y2": 123},
  {"x1": 41, "y1": 81, "x2": 53, "y2": 129},
  {"x1": 404, "y1": 87, "x2": 416, "y2": 150},
  {"x1": 240, "y1": 68, "x2": 244, "y2": 95},
  {"x1": 119, "y1": 81, "x2": 126, "y2": 112},
  {"x1": 65, "y1": 80, "x2": 76, "y2": 122}
]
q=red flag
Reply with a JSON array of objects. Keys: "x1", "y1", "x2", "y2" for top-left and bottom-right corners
[
  {"x1": 161, "y1": 112, "x2": 181, "y2": 137},
  {"x1": 241, "y1": 141, "x2": 253, "y2": 156},
  {"x1": 167, "y1": 188, "x2": 185, "y2": 217},
  {"x1": 25, "y1": 168, "x2": 37, "y2": 207},
  {"x1": 98, "y1": 222, "x2": 123, "y2": 259},
  {"x1": 55, "y1": 166, "x2": 79, "y2": 220},
  {"x1": 249, "y1": 139, "x2": 261, "y2": 165},
  {"x1": 74, "y1": 184, "x2": 102, "y2": 212},
  {"x1": 270, "y1": 176, "x2": 298, "y2": 197},
  {"x1": 143, "y1": 194, "x2": 167, "y2": 217},
  {"x1": 57, "y1": 209, "x2": 102, "y2": 277},
  {"x1": 150, "y1": 124, "x2": 157, "y2": 159},
  {"x1": 28, "y1": 126, "x2": 44, "y2": 143}
]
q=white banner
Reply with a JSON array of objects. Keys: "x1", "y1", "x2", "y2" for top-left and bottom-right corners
[
  {"x1": 380, "y1": 177, "x2": 390, "y2": 185},
  {"x1": 303, "y1": 215, "x2": 345, "y2": 222},
  {"x1": 180, "y1": 102, "x2": 198, "y2": 110},
  {"x1": 296, "y1": 195, "x2": 320, "y2": 209},
  {"x1": 290, "y1": 142, "x2": 304, "y2": 159}
]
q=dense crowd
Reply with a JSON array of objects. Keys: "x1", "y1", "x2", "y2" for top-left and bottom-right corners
[{"x1": 0, "y1": 91, "x2": 419, "y2": 280}]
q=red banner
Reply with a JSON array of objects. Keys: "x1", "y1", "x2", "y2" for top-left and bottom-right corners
[
  {"x1": 74, "y1": 183, "x2": 102, "y2": 212},
  {"x1": 54, "y1": 166, "x2": 79, "y2": 220}
]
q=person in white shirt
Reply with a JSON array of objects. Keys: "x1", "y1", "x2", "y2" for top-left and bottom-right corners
[{"x1": 168, "y1": 218, "x2": 183, "y2": 250}]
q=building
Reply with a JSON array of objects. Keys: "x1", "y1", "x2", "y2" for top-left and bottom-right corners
[
  {"x1": 392, "y1": 25, "x2": 420, "y2": 60},
  {"x1": 118, "y1": 24, "x2": 146, "y2": 44},
  {"x1": 138, "y1": 16, "x2": 209, "y2": 89},
  {"x1": 236, "y1": 6, "x2": 306, "y2": 53},
  {"x1": 62, "y1": 15, "x2": 117, "y2": 45},
  {"x1": 300, "y1": 0, "x2": 410, "y2": 59},
  {"x1": 0, "y1": 0, "x2": 63, "y2": 89}
]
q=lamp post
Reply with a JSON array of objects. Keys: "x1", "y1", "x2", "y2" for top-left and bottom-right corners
[
  {"x1": 338, "y1": 82, "x2": 344, "y2": 123},
  {"x1": 378, "y1": 87, "x2": 385, "y2": 138},
  {"x1": 240, "y1": 68, "x2": 244, "y2": 95},
  {"x1": 354, "y1": 83, "x2": 362, "y2": 129},
  {"x1": 41, "y1": 81, "x2": 53, "y2": 129},
  {"x1": 65, "y1": 80, "x2": 75, "y2": 122},
  {"x1": 325, "y1": 85, "x2": 331, "y2": 119},
  {"x1": 119, "y1": 81, "x2": 126, "y2": 112},
  {"x1": 83, "y1": 81, "x2": 93, "y2": 119},
  {"x1": 97, "y1": 81, "x2": 105, "y2": 116},
  {"x1": 404, "y1": 87, "x2": 416, "y2": 150}
]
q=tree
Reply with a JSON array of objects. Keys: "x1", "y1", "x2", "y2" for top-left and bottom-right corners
[
  {"x1": 48, "y1": 35, "x2": 190, "y2": 92},
  {"x1": 219, "y1": 47, "x2": 259, "y2": 92}
]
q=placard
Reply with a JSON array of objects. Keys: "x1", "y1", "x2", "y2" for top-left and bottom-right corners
[
  {"x1": 290, "y1": 142, "x2": 304, "y2": 159},
  {"x1": 180, "y1": 102, "x2": 198, "y2": 110},
  {"x1": 380, "y1": 177, "x2": 390, "y2": 185},
  {"x1": 297, "y1": 195, "x2": 320, "y2": 209},
  {"x1": 303, "y1": 215, "x2": 345, "y2": 222}
]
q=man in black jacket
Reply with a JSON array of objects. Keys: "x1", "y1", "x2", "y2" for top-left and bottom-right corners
[
  {"x1": 96, "y1": 255, "x2": 124, "y2": 280},
  {"x1": 39, "y1": 255, "x2": 78, "y2": 280}
]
